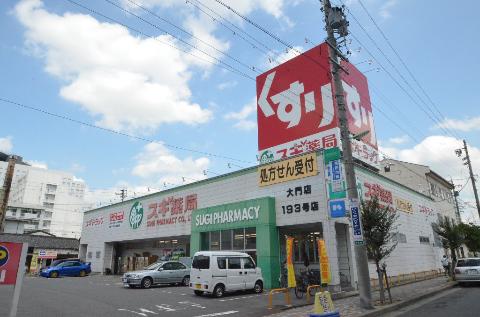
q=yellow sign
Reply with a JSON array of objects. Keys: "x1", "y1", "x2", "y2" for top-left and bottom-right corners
[
  {"x1": 318, "y1": 239, "x2": 331, "y2": 285},
  {"x1": 313, "y1": 291, "x2": 335, "y2": 314},
  {"x1": 395, "y1": 198, "x2": 413, "y2": 213},
  {"x1": 286, "y1": 237, "x2": 296, "y2": 288},
  {"x1": 258, "y1": 153, "x2": 318, "y2": 187},
  {"x1": 30, "y1": 252, "x2": 38, "y2": 273}
]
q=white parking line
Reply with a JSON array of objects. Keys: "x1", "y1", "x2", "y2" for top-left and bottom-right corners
[{"x1": 193, "y1": 311, "x2": 238, "y2": 317}]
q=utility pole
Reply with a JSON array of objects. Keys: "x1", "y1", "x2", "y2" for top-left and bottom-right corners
[
  {"x1": 116, "y1": 189, "x2": 127, "y2": 202},
  {"x1": 322, "y1": 0, "x2": 372, "y2": 309},
  {"x1": 451, "y1": 178, "x2": 462, "y2": 223},
  {"x1": 456, "y1": 140, "x2": 480, "y2": 218},
  {"x1": 0, "y1": 156, "x2": 16, "y2": 232}
]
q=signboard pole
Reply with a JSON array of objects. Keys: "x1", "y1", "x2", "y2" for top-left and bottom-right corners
[
  {"x1": 9, "y1": 242, "x2": 27, "y2": 317},
  {"x1": 322, "y1": 0, "x2": 373, "y2": 309}
]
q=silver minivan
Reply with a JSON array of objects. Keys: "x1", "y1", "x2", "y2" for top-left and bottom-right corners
[{"x1": 190, "y1": 251, "x2": 264, "y2": 297}]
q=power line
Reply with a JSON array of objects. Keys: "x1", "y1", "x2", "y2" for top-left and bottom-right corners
[
  {"x1": 64, "y1": 0, "x2": 255, "y2": 81},
  {"x1": 339, "y1": 1, "x2": 459, "y2": 139},
  {"x1": 356, "y1": 0, "x2": 460, "y2": 139},
  {"x1": 0, "y1": 97, "x2": 253, "y2": 164}
]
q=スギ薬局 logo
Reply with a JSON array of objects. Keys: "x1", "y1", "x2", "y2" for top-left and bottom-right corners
[
  {"x1": 0, "y1": 245, "x2": 9, "y2": 267},
  {"x1": 129, "y1": 201, "x2": 144, "y2": 229}
]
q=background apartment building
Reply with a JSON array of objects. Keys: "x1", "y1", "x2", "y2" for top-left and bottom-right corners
[{"x1": 0, "y1": 152, "x2": 89, "y2": 238}]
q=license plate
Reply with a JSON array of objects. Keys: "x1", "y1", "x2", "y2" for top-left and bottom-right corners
[
  {"x1": 467, "y1": 270, "x2": 477, "y2": 275},
  {"x1": 195, "y1": 284, "x2": 202, "y2": 289}
]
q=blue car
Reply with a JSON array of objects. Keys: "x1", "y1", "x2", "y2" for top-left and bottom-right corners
[{"x1": 40, "y1": 260, "x2": 91, "y2": 278}]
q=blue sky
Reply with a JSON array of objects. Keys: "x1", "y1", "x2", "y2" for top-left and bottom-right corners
[{"x1": 1, "y1": 0, "x2": 479, "y2": 221}]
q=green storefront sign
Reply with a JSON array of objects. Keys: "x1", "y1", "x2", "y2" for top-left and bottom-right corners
[{"x1": 190, "y1": 197, "x2": 279, "y2": 289}]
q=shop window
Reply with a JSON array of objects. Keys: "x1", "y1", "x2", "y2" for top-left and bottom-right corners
[
  {"x1": 217, "y1": 257, "x2": 226, "y2": 269},
  {"x1": 210, "y1": 231, "x2": 220, "y2": 251},
  {"x1": 233, "y1": 228, "x2": 244, "y2": 250},
  {"x1": 245, "y1": 228, "x2": 256, "y2": 250},
  {"x1": 228, "y1": 257, "x2": 241, "y2": 269},
  {"x1": 221, "y1": 230, "x2": 232, "y2": 250}
]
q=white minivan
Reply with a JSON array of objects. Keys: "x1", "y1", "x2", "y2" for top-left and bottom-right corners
[{"x1": 190, "y1": 251, "x2": 264, "y2": 297}]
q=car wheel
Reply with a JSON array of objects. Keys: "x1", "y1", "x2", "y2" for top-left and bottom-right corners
[
  {"x1": 182, "y1": 276, "x2": 190, "y2": 286},
  {"x1": 254, "y1": 281, "x2": 263, "y2": 294},
  {"x1": 213, "y1": 284, "x2": 225, "y2": 298},
  {"x1": 194, "y1": 290, "x2": 204, "y2": 296},
  {"x1": 141, "y1": 277, "x2": 153, "y2": 289},
  {"x1": 49, "y1": 271, "x2": 59, "y2": 278},
  {"x1": 79, "y1": 270, "x2": 86, "y2": 277}
]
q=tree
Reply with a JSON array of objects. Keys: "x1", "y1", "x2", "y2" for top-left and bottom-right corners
[
  {"x1": 361, "y1": 196, "x2": 399, "y2": 304},
  {"x1": 459, "y1": 223, "x2": 480, "y2": 256},
  {"x1": 432, "y1": 217, "x2": 463, "y2": 265}
]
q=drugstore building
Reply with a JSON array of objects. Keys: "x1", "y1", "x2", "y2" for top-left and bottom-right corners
[{"x1": 80, "y1": 151, "x2": 446, "y2": 290}]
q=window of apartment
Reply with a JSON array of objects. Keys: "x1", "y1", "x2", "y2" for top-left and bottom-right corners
[
  {"x1": 419, "y1": 236, "x2": 430, "y2": 244},
  {"x1": 43, "y1": 202, "x2": 54, "y2": 209},
  {"x1": 46, "y1": 184, "x2": 57, "y2": 192},
  {"x1": 96, "y1": 251, "x2": 101, "y2": 259},
  {"x1": 43, "y1": 220, "x2": 51, "y2": 227},
  {"x1": 392, "y1": 233, "x2": 407, "y2": 243},
  {"x1": 87, "y1": 252, "x2": 92, "y2": 259}
]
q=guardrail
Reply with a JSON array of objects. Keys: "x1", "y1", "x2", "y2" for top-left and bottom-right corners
[
  {"x1": 267, "y1": 288, "x2": 291, "y2": 309},
  {"x1": 370, "y1": 269, "x2": 443, "y2": 290}
]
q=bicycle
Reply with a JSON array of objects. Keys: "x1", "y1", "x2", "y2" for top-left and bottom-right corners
[{"x1": 294, "y1": 269, "x2": 318, "y2": 299}]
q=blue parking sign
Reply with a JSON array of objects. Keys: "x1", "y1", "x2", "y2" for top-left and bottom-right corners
[{"x1": 329, "y1": 199, "x2": 346, "y2": 218}]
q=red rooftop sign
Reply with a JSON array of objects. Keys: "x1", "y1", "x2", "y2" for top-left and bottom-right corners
[
  {"x1": 256, "y1": 42, "x2": 378, "y2": 167},
  {"x1": 0, "y1": 242, "x2": 23, "y2": 285}
]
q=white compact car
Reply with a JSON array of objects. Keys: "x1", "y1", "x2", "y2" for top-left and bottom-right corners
[
  {"x1": 455, "y1": 257, "x2": 480, "y2": 285},
  {"x1": 190, "y1": 251, "x2": 264, "y2": 297}
]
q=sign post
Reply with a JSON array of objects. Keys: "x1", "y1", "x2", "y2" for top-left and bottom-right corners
[{"x1": 0, "y1": 242, "x2": 28, "y2": 317}]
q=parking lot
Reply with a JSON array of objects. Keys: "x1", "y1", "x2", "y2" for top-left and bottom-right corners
[{"x1": 0, "y1": 275, "x2": 301, "y2": 317}]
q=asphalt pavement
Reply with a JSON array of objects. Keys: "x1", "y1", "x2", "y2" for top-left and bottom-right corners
[
  {"x1": 384, "y1": 284, "x2": 480, "y2": 317},
  {"x1": 0, "y1": 275, "x2": 296, "y2": 317}
]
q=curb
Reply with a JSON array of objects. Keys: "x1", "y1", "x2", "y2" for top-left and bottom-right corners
[{"x1": 357, "y1": 282, "x2": 457, "y2": 317}]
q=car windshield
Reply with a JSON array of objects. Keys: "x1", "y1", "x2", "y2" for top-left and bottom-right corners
[
  {"x1": 456, "y1": 259, "x2": 480, "y2": 267},
  {"x1": 144, "y1": 262, "x2": 163, "y2": 270}
]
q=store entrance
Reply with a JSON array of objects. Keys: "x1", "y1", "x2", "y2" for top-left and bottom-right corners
[
  {"x1": 115, "y1": 236, "x2": 190, "y2": 274},
  {"x1": 279, "y1": 223, "x2": 323, "y2": 284}
]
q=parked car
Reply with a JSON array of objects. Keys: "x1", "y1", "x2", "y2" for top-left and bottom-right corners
[
  {"x1": 51, "y1": 258, "x2": 82, "y2": 267},
  {"x1": 40, "y1": 260, "x2": 91, "y2": 278},
  {"x1": 455, "y1": 257, "x2": 480, "y2": 285},
  {"x1": 122, "y1": 261, "x2": 190, "y2": 289},
  {"x1": 190, "y1": 251, "x2": 264, "y2": 298}
]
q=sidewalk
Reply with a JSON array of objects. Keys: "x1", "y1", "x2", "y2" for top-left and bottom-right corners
[{"x1": 270, "y1": 276, "x2": 455, "y2": 317}]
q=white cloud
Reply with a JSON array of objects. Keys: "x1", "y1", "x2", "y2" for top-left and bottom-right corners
[
  {"x1": 224, "y1": 98, "x2": 257, "y2": 131},
  {"x1": 436, "y1": 116, "x2": 480, "y2": 132},
  {"x1": 0, "y1": 136, "x2": 13, "y2": 153},
  {"x1": 217, "y1": 80, "x2": 238, "y2": 90},
  {"x1": 15, "y1": 0, "x2": 212, "y2": 133},
  {"x1": 132, "y1": 142, "x2": 209, "y2": 185},
  {"x1": 379, "y1": 0, "x2": 397, "y2": 19},
  {"x1": 388, "y1": 135, "x2": 410, "y2": 145},
  {"x1": 379, "y1": 135, "x2": 480, "y2": 222},
  {"x1": 25, "y1": 160, "x2": 48, "y2": 169}
]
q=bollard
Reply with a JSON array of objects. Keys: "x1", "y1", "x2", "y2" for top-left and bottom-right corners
[
  {"x1": 306, "y1": 285, "x2": 322, "y2": 303},
  {"x1": 267, "y1": 288, "x2": 291, "y2": 309}
]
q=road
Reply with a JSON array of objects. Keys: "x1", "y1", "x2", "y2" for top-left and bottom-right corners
[
  {"x1": 0, "y1": 275, "x2": 298, "y2": 317},
  {"x1": 384, "y1": 284, "x2": 480, "y2": 317}
]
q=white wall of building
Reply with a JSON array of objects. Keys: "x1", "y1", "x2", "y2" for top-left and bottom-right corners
[
  {"x1": 80, "y1": 153, "x2": 445, "y2": 285},
  {"x1": 0, "y1": 161, "x2": 88, "y2": 238}
]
